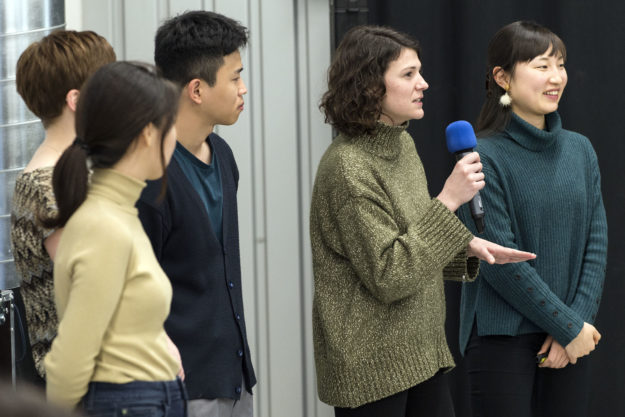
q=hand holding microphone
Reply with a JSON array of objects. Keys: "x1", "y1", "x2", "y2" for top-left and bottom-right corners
[
  {"x1": 436, "y1": 120, "x2": 485, "y2": 232},
  {"x1": 442, "y1": 122, "x2": 536, "y2": 264}
]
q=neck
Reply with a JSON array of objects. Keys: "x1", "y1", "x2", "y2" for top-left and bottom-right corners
[
  {"x1": 178, "y1": 96, "x2": 215, "y2": 139},
  {"x1": 378, "y1": 113, "x2": 404, "y2": 126},
  {"x1": 112, "y1": 155, "x2": 148, "y2": 183},
  {"x1": 512, "y1": 109, "x2": 546, "y2": 130},
  {"x1": 176, "y1": 101, "x2": 214, "y2": 160},
  {"x1": 44, "y1": 110, "x2": 76, "y2": 154}
]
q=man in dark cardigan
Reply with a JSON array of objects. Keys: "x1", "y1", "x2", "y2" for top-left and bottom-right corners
[{"x1": 137, "y1": 11, "x2": 255, "y2": 417}]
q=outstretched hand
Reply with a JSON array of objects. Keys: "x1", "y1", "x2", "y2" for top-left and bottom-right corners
[{"x1": 467, "y1": 236, "x2": 536, "y2": 264}]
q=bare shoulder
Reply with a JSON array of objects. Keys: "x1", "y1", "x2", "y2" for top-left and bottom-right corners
[{"x1": 22, "y1": 146, "x2": 60, "y2": 173}]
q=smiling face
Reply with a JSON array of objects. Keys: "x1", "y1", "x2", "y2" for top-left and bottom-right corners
[
  {"x1": 379, "y1": 48, "x2": 429, "y2": 125},
  {"x1": 508, "y1": 46, "x2": 567, "y2": 129}
]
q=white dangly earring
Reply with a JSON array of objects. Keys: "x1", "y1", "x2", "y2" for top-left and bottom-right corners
[{"x1": 499, "y1": 84, "x2": 511, "y2": 107}]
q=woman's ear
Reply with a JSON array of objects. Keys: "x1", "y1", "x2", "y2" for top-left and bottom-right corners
[
  {"x1": 65, "y1": 89, "x2": 80, "y2": 112},
  {"x1": 139, "y1": 123, "x2": 157, "y2": 148},
  {"x1": 492, "y1": 66, "x2": 511, "y2": 91}
]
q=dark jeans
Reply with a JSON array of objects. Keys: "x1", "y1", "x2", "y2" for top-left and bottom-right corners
[
  {"x1": 81, "y1": 378, "x2": 188, "y2": 417},
  {"x1": 334, "y1": 371, "x2": 455, "y2": 417},
  {"x1": 465, "y1": 328, "x2": 590, "y2": 417}
]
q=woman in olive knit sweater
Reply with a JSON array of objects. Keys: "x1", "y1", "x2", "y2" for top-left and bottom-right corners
[{"x1": 310, "y1": 26, "x2": 535, "y2": 416}]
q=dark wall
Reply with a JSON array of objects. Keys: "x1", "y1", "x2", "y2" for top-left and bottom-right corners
[{"x1": 334, "y1": 1, "x2": 625, "y2": 415}]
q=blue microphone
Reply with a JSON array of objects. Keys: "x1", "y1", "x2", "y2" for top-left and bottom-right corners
[{"x1": 445, "y1": 120, "x2": 485, "y2": 233}]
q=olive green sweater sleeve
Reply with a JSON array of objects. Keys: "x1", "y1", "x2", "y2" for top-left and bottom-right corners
[{"x1": 336, "y1": 196, "x2": 474, "y2": 304}]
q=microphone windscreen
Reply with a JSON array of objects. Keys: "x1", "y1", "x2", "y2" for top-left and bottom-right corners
[{"x1": 446, "y1": 120, "x2": 477, "y2": 153}]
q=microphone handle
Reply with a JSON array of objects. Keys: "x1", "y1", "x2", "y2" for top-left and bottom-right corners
[{"x1": 454, "y1": 150, "x2": 485, "y2": 233}]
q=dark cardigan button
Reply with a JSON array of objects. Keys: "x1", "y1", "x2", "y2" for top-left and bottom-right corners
[
  {"x1": 515, "y1": 274, "x2": 521, "y2": 280},
  {"x1": 539, "y1": 300, "x2": 546, "y2": 306},
  {"x1": 527, "y1": 287, "x2": 533, "y2": 292},
  {"x1": 567, "y1": 323, "x2": 573, "y2": 329},
  {"x1": 553, "y1": 311, "x2": 558, "y2": 317}
]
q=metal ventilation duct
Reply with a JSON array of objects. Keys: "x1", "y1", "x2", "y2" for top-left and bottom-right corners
[{"x1": 0, "y1": 0, "x2": 65, "y2": 289}]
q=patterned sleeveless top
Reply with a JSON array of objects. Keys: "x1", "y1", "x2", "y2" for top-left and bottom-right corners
[{"x1": 10, "y1": 167, "x2": 59, "y2": 377}]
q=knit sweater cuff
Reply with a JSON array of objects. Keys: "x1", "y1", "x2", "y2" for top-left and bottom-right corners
[
  {"x1": 444, "y1": 251, "x2": 480, "y2": 282},
  {"x1": 409, "y1": 198, "x2": 474, "y2": 271}
]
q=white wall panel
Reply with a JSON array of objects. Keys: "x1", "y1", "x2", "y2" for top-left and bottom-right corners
[
  {"x1": 259, "y1": 0, "x2": 304, "y2": 413},
  {"x1": 295, "y1": 0, "x2": 334, "y2": 414},
  {"x1": 123, "y1": 0, "x2": 159, "y2": 61},
  {"x1": 70, "y1": 1, "x2": 332, "y2": 416},
  {"x1": 170, "y1": 0, "x2": 204, "y2": 15}
]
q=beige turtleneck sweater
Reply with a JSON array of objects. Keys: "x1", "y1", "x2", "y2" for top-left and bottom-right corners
[{"x1": 45, "y1": 168, "x2": 178, "y2": 407}]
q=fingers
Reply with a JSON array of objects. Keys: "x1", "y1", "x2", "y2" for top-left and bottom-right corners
[
  {"x1": 593, "y1": 330, "x2": 602, "y2": 344},
  {"x1": 467, "y1": 238, "x2": 494, "y2": 264},
  {"x1": 537, "y1": 335, "x2": 553, "y2": 355},
  {"x1": 457, "y1": 153, "x2": 483, "y2": 181},
  {"x1": 538, "y1": 336, "x2": 570, "y2": 369},
  {"x1": 548, "y1": 345, "x2": 569, "y2": 369},
  {"x1": 459, "y1": 151, "x2": 481, "y2": 164},
  {"x1": 472, "y1": 172, "x2": 485, "y2": 181},
  {"x1": 478, "y1": 247, "x2": 496, "y2": 264},
  {"x1": 560, "y1": 355, "x2": 570, "y2": 368},
  {"x1": 456, "y1": 159, "x2": 484, "y2": 190},
  {"x1": 492, "y1": 248, "x2": 536, "y2": 264},
  {"x1": 471, "y1": 173, "x2": 486, "y2": 192}
]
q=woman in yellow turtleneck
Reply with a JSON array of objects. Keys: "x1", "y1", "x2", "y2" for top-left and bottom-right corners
[{"x1": 42, "y1": 62, "x2": 186, "y2": 417}]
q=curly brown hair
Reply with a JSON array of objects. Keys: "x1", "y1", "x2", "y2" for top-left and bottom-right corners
[{"x1": 320, "y1": 25, "x2": 421, "y2": 138}]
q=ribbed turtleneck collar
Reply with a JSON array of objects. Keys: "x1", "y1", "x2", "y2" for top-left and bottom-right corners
[
  {"x1": 89, "y1": 168, "x2": 146, "y2": 208},
  {"x1": 350, "y1": 121, "x2": 409, "y2": 159},
  {"x1": 505, "y1": 112, "x2": 562, "y2": 151}
]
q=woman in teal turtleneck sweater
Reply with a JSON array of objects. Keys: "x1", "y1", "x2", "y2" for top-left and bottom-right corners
[{"x1": 458, "y1": 21, "x2": 608, "y2": 417}]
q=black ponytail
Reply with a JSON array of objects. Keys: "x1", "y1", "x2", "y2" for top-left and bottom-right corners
[{"x1": 40, "y1": 141, "x2": 89, "y2": 228}]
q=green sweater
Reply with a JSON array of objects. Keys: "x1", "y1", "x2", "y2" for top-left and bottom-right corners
[
  {"x1": 458, "y1": 112, "x2": 608, "y2": 352},
  {"x1": 310, "y1": 123, "x2": 478, "y2": 408}
]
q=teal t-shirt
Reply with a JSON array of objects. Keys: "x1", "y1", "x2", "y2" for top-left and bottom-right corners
[{"x1": 173, "y1": 141, "x2": 223, "y2": 243}]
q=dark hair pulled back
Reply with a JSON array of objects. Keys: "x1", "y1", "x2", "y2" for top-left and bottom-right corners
[
  {"x1": 476, "y1": 21, "x2": 567, "y2": 136},
  {"x1": 41, "y1": 61, "x2": 179, "y2": 228}
]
